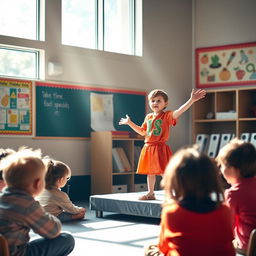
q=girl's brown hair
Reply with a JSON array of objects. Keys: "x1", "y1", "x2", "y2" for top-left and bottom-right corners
[
  {"x1": 148, "y1": 89, "x2": 168, "y2": 102},
  {"x1": 44, "y1": 159, "x2": 70, "y2": 189},
  {"x1": 162, "y1": 146, "x2": 223, "y2": 205},
  {"x1": 217, "y1": 138, "x2": 256, "y2": 178}
]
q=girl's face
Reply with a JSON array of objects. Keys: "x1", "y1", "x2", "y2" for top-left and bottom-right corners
[
  {"x1": 149, "y1": 96, "x2": 168, "y2": 114},
  {"x1": 219, "y1": 163, "x2": 240, "y2": 185},
  {"x1": 57, "y1": 173, "x2": 71, "y2": 188}
]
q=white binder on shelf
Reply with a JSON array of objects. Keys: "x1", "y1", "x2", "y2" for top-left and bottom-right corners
[
  {"x1": 195, "y1": 134, "x2": 209, "y2": 153},
  {"x1": 219, "y1": 134, "x2": 232, "y2": 150},
  {"x1": 250, "y1": 133, "x2": 256, "y2": 147},
  {"x1": 240, "y1": 133, "x2": 250, "y2": 142},
  {"x1": 112, "y1": 148, "x2": 125, "y2": 173},
  {"x1": 207, "y1": 134, "x2": 220, "y2": 158}
]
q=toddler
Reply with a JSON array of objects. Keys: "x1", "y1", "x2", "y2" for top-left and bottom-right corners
[
  {"x1": 145, "y1": 146, "x2": 235, "y2": 256},
  {"x1": 37, "y1": 159, "x2": 86, "y2": 222},
  {"x1": 0, "y1": 147, "x2": 74, "y2": 256},
  {"x1": 217, "y1": 138, "x2": 256, "y2": 254}
]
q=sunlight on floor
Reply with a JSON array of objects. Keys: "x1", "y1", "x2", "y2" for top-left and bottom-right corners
[{"x1": 67, "y1": 216, "x2": 160, "y2": 256}]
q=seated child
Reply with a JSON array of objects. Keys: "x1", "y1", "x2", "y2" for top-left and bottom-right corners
[
  {"x1": 217, "y1": 138, "x2": 256, "y2": 254},
  {"x1": 0, "y1": 148, "x2": 15, "y2": 191},
  {"x1": 0, "y1": 147, "x2": 75, "y2": 256},
  {"x1": 145, "y1": 146, "x2": 235, "y2": 256},
  {"x1": 37, "y1": 159, "x2": 86, "y2": 222}
]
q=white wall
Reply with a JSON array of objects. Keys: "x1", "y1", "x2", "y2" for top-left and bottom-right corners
[
  {"x1": 0, "y1": 0, "x2": 192, "y2": 175},
  {"x1": 194, "y1": 0, "x2": 256, "y2": 48}
]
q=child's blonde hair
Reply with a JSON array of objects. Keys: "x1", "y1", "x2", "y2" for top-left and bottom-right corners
[
  {"x1": 0, "y1": 147, "x2": 45, "y2": 189},
  {"x1": 217, "y1": 138, "x2": 256, "y2": 178},
  {"x1": 44, "y1": 159, "x2": 70, "y2": 189},
  {"x1": 148, "y1": 89, "x2": 168, "y2": 102},
  {"x1": 162, "y1": 146, "x2": 223, "y2": 205}
]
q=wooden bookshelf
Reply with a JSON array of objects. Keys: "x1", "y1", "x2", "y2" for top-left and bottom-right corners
[
  {"x1": 91, "y1": 131, "x2": 146, "y2": 195},
  {"x1": 192, "y1": 87, "x2": 256, "y2": 152}
]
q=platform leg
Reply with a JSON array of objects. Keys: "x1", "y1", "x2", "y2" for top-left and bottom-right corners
[{"x1": 96, "y1": 210, "x2": 103, "y2": 218}]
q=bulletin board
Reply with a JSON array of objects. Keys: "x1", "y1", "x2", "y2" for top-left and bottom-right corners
[
  {"x1": 35, "y1": 82, "x2": 146, "y2": 138},
  {"x1": 0, "y1": 78, "x2": 32, "y2": 135},
  {"x1": 196, "y1": 42, "x2": 256, "y2": 88}
]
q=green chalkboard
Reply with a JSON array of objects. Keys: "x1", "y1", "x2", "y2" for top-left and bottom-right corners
[{"x1": 36, "y1": 82, "x2": 146, "y2": 137}]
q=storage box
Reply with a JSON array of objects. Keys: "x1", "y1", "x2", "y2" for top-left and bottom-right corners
[
  {"x1": 215, "y1": 112, "x2": 237, "y2": 119},
  {"x1": 134, "y1": 183, "x2": 147, "y2": 192},
  {"x1": 112, "y1": 185, "x2": 127, "y2": 193}
]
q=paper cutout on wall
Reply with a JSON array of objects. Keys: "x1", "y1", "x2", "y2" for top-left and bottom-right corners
[{"x1": 90, "y1": 93, "x2": 115, "y2": 131}]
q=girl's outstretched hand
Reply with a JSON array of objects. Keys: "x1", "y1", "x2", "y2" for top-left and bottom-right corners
[
  {"x1": 191, "y1": 89, "x2": 206, "y2": 102},
  {"x1": 119, "y1": 114, "x2": 130, "y2": 125}
]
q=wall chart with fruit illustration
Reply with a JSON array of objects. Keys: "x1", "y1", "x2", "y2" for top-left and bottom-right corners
[
  {"x1": 0, "y1": 78, "x2": 32, "y2": 135},
  {"x1": 196, "y1": 42, "x2": 256, "y2": 88}
]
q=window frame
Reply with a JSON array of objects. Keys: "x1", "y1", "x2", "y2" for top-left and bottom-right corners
[
  {"x1": 61, "y1": 0, "x2": 142, "y2": 56},
  {"x1": 0, "y1": 45, "x2": 41, "y2": 80}
]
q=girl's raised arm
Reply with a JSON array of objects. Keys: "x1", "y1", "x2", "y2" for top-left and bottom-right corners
[{"x1": 173, "y1": 89, "x2": 206, "y2": 119}]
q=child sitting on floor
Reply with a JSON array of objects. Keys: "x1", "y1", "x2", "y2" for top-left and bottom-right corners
[
  {"x1": 217, "y1": 138, "x2": 256, "y2": 254},
  {"x1": 0, "y1": 147, "x2": 74, "y2": 256},
  {"x1": 145, "y1": 145, "x2": 235, "y2": 256},
  {"x1": 37, "y1": 158, "x2": 86, "y2": 222}
]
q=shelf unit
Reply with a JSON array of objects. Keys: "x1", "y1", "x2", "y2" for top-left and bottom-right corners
[
  {"x1": 91, "y1": 131, "x2": 147, "y2": 195},
  {"x1": 192, "y1": 86, "x2": 256, "y2": 147}
]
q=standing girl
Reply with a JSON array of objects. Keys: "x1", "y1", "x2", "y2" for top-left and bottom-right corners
[{"x1": 119, "y1": 88, "x2": 206, "y2": 200}]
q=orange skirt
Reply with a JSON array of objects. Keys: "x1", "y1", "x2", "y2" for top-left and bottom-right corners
[{"x1": 136, "y1": 142, "x2": 172, "y2": 175}]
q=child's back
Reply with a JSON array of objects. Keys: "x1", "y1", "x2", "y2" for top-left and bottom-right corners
[
  {"x1": 217, "y1": 139, "x2": 256, "y2": 251},
  {"x1": 159, "y1": 202, "x2": 234, "y2": 256},
  {"x1": 0, "y1": 148, "x2": 75, "y2": 256},
  {"x1": 145, "y1": 146, "x2": 235, "y2": 256},
  {"x1": 37, "y1": 159, "x2": 86, "y2": 222},
  {"x1": 0, "y1": 187, "x2": 61, "y2": 254}
]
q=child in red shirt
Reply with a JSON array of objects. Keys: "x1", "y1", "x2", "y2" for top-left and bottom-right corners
[
  {"x1": 145, "y1": 146, "x2": 235, "y2": 256},
  {"x1": 119, "y1": 88, "x2": 206, "y2": 200},
  {"x1": 217, "y1": 138, "x2": 256, "y2": 254}
]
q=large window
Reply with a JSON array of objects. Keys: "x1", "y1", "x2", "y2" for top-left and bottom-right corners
[
  {"x1": 0, "y1": 0, "x2": 39, "y2": 40},
  {"x1": 62, "y1": 0, "x2": 142, "y2": 56},
  {"x1": 62, "y1": 0, "x2": 96, "y2": 49},
  {"x1": 0, "y1": 0, "x2": 42, "y2": 79},
  {"x1": 0, "y1": 47, "x2": 39, "y2": 79}
]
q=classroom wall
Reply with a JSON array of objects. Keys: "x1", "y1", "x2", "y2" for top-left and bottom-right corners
[
  {"x1": 0, "y1": 0, "x2": 193, "y2": 187},
  {"x1": 1, "y1": 0, "x2": 255, "y2": 200},
  {"x1": 193, "y1": 0, "x2": 256, "y2": 49}
]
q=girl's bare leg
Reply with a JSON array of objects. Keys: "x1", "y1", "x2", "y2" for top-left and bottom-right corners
[
  {"x1": 147, "y1": 174, "x2": 156, "y2": 195},
  {"x1": 138, "y1": 174, "x2": 156, "y2": 200}
]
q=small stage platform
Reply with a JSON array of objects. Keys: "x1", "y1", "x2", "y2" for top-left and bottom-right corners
[{"x1": 90, "y1": 190, "x2": 164, "y2": 218}]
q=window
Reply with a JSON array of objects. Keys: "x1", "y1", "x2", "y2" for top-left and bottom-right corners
[
  {"x1": 104, "y1": 0, "x2": 133, "y2": 55},
  {"x1": 0, "y1": 0, "x2": 39, "y2": 40},
  {"x1": 62, "y1": 0, "x2": 142, "y2": 56},
  {"x1": 0, "y1": 0, "x2": 42, "y2": 79},
  {"x1": 0, "y1": 47, "x2": 39, "y2": 79},
  {"x1": 62, "y1": 0, "x2": 96, "y2": 49}
]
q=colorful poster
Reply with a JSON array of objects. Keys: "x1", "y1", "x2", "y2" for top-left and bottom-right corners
[
  {"x1": 0, "y1": 78, "x2": 32, "y2": 135},
  {"x1": 196, "y1": 42, "x2": 256, "y2": 88}
]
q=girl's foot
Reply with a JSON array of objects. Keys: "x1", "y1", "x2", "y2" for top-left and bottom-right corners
[{"x1": 138, "y1": 193, "x2": 156, "y2": 200}]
